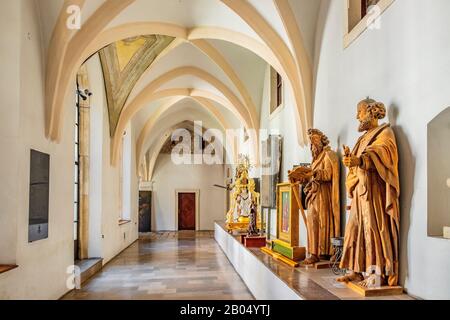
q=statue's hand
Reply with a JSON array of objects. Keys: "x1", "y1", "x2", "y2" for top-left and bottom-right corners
[{"x1": 343, "y1": 155, "x2": 361, "y2": 168}]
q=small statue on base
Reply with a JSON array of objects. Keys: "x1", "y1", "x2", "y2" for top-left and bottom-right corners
[
  {"x1": 337, "y1": 98, "x2": 400, "y2": 289},
  {"x1": 247, "y1": 202, "x2": 259, "y2": 236}
]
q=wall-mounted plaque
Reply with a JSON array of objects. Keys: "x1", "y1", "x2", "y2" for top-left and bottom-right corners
[{"x1": 28, "y1": 150, "x2": 50, "y2": 242}]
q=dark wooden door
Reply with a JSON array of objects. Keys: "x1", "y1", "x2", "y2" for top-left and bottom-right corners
[
  {"x1": 178, "y1": 193, "x2": 196, "y2": 230},
  {"x1": 139, "y1": 191, "x2": 152, "y2": 232}
]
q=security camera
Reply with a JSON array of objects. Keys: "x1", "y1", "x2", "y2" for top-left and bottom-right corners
[{"x1": 77, "y1": 88, "x2": 93, "y2": 101}]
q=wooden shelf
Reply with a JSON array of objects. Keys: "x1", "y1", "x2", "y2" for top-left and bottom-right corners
[{"x1": 0, "y1": 265, "x2": 18, "y2": 274}]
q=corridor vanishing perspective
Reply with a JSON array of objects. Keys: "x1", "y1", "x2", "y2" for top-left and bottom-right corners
[
  {"x1": 2, "y1": 0, "x2": 450, "y2": 304},
  {"x1": 63, "y1": 232, "x2": 253, "y2": 300}
]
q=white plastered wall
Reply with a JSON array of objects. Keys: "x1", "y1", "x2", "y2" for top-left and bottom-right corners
[
  {"x1": 0, "y1": 0, "x2": 75, "y2": 299},
  {"x1": 87, "y1": 55, "x2": 139, "y2": 265},
  {"x1": 311, "y1": 0, "x2": 450, "y2": 299},
  {"x1": 152, "y1": 154, "x2": 226, "y2": 231}
]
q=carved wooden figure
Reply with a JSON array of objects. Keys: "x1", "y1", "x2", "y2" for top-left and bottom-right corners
[
  {"x1": 288, "y1": 129, "x2": 340, "y2": 266},
  {"x1": 338, "y1": 98, "x2": 401, "y2": 290}
]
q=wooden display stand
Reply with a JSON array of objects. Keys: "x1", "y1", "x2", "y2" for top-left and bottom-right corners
[
  {"x1": 229, "y1": 220, "x2": 263, "y2": 233},
  {"x1": 243, "y1": 236, "x2": 267, "y2": 248},
  {"x1": 261, "y1": 183, "x2": 306, "y2": 267},
  {"x1": 314, "y1": 261, "x2": 333, "y2": 270},
  {"x1": 227, "y1": 221, "x2": 251, "y2": 232},
  {"x1": 346, "y1": 282, "x2": 404, "y2": 297}
]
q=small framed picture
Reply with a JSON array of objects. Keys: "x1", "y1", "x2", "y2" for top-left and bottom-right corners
[{"x1": 276, "y1": 183, "x2": 298, "y2": 245}]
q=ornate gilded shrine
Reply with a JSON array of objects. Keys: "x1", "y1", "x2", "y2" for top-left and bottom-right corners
[{"x1": 226, "y1": 156, "x2": 261, "y2": 231}]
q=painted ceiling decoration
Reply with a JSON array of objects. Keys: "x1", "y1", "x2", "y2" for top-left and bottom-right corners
[
  {"x1": 99, "y1": 35, "x2": 175, "y2": 137},
  {"x1": 160, "y1": 121, "x2": 211, "y2": 155}
]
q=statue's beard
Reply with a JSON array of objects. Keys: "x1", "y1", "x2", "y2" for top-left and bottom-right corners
[
  {"x1": 358, "y1": 117, "x2": 374, "y2": 132},
  {"x1": 311, "y1": 144, "x2": 323, "y2": 160}
]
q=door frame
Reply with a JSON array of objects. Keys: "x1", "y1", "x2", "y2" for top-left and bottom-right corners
[{"x1": 175, "y1": 189, "x2": 200, "y2": 231}]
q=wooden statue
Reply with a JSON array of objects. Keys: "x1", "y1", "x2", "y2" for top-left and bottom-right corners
[
  {"x1": 338, "y1": 98, "x2": 400, "y2": 289},
  {"x1": 288, "y1": 129, "x2": 340, "y2": 266}
]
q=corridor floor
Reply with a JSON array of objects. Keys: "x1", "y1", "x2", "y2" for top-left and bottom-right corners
[{"x1": 63, "y1": 231, "x2": 254, "y2": 300}]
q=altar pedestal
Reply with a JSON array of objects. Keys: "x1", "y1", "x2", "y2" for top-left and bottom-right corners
[
  {"x1": 346, "y1": 282, "x2": 404, "y2": 297},
  {"x1": 314, "y1": 261, "x2": 333, "y2": 270},
  {"x1": 226, "y1": 222, "x2": 250, "y2": 232},
  {"x1": 243, "y1": 236, "x2": 267, "y2": 248},
  {"x1": 261, "y1": 239, "x2": 306, "y2": 268}
]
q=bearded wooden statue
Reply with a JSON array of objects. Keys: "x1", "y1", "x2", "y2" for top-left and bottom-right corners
[
  {"x1": 338, "y1": 98, "x2": 400, "y2": 288},
  {"x1": 288, "y1": 129, "x2": 340, "y2": 266}
]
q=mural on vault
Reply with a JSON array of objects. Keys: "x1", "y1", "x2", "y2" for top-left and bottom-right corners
[{"x1": 99, "y1": 35, "x2": 175, "y2": 137}]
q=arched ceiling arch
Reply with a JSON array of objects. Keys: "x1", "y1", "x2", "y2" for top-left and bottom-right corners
[
  {"x1": 136, "y1": 96, "x2": 235, "y2": 171},
  {"x1": 221, "y1": 0, "x2": 311, "y2": 143},
  {"x1": 127, "y1": 40, "x2": 261, "y2": 120},
  {"x1": 111, "y1": 67, "x2": 259, "y2": 166},
  {"x1": 98, "y1": 35, "x2": 267, "y2": 154},
  {"x1": 123, "y1": 89, "x2": 248, "y2": 164},
  {"x1": 44, "y1": 0, "x2": 321, "y2": 161},
  {"x1": 107, "y1": 0, "x2": 261, "y2": 41},
  {"x1": 140, "y1": 111, "x2": 232, "y2": 182}
]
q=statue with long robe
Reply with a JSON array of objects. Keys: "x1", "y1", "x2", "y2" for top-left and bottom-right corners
[
  {"x1": 288, "y1": 129, "x2": 340, "y2": 265},
  {"x1": 338, "y1": 99, "x2": 400, "y2": 287}
]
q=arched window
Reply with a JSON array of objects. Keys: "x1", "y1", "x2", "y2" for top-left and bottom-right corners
[{"x1": 344, "y1": 0, "x2": 395, "y2": 48}]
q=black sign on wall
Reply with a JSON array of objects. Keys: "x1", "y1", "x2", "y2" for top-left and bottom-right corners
[{"x1": 29, "y1": 149, "x2": 50, "y2": 242}]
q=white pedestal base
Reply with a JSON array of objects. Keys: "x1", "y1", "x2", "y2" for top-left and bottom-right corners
[{"x1": 214, "y1": 222, "x2": 301, "y2": 300}]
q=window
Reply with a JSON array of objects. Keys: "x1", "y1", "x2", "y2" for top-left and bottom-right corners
[
  {"x1": 120, "y1": 125, "x2": 132, "y2": 224},
  {"x1": 270, "y1": 67, "x2": 283, "y2": 115},
  {"x1": 276, "y1": 73, "x2": 283, "y2": 108},
  {"x1": 344, "y1": 0, "x2": 395, "y2": 48},
  {"x1": 74, "y1": 82, "x2": 81, "y2": 259}
]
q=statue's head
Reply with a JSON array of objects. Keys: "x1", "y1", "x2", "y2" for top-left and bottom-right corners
[
  {"x1": 357, "y1": 98, "x2": 386, "y2": 132},
  {"x1": 308, "y1": 128, "x2": 330, "y2": 159}
]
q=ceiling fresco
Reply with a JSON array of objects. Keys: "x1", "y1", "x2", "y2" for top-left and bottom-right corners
[{"x1": 99, "y1": 35, "x2": 175, "y2": 137}]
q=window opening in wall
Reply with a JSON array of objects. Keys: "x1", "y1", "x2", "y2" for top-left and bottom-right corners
[
  {"x1": 348, "y1": 0, "x2": 381, "y2": 32},
  {"x1": 120, "y1": 127, "x2": 132, "y2": 224},
  {"x1": 74, "y1": 81, "x2": 81, "y2": 260},
  {"x1": 270, "y1": 67, "x2": 283, "y2": 115},
  {"x1": 344, "y1": 0, "x2": 395, "y2": 48}
]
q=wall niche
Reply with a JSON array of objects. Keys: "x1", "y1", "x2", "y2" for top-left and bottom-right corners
[{"x1": 427, "y1": 107, "x2": 450, "y2": 238}]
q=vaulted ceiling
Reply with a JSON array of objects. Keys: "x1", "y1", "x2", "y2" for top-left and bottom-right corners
[{"x1": 39, "y1": 0, "x2": 323, "y2": 171}]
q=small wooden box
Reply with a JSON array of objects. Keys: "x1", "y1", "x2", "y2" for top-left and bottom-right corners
[{"x1": 244, "y1": 236, "x2": 267, "y2": 248}]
